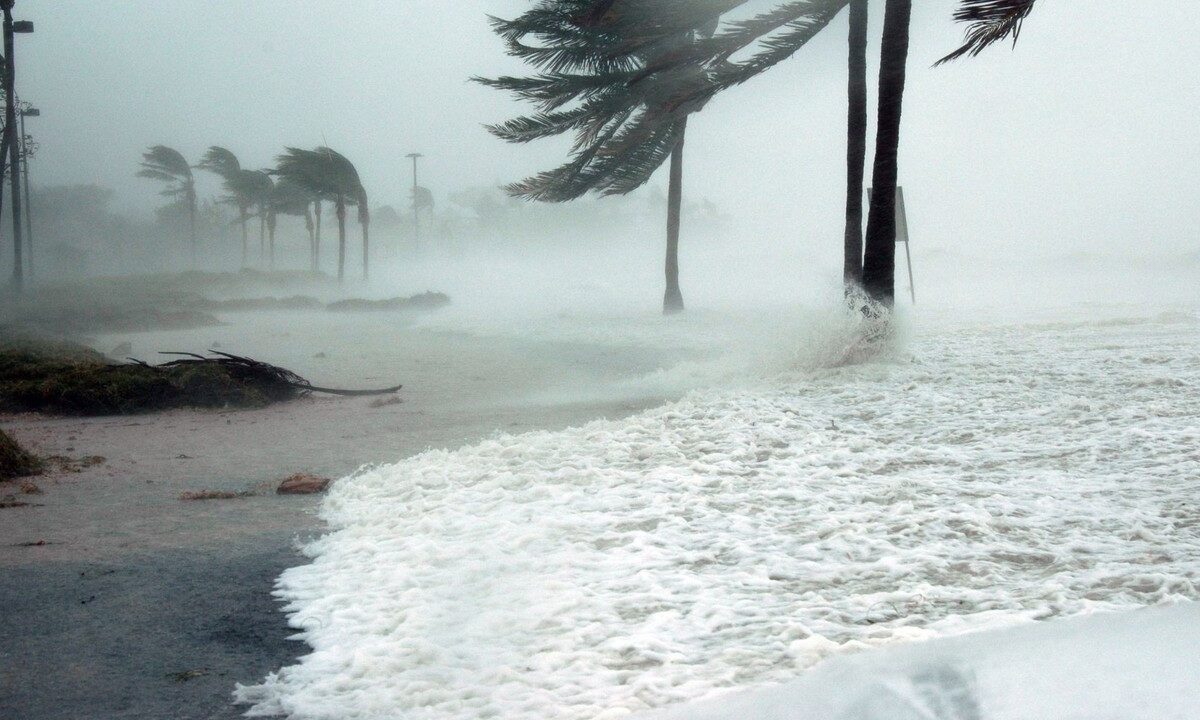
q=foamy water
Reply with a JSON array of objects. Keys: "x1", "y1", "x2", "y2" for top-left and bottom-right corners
[{"x1": 237, "y1": 305, "x2": 1200, "y2": 719}]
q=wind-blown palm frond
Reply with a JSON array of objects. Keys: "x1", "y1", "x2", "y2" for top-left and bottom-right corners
[
  {"x1": 936, "y1": 0, "x2": 1038, "y2": 65},
  {"x1": 481, "y1": 0, "x2": 846, "y2": 202},
  {"x1": 137, "y1": 145, "x2": 194, "y2": 198},
  {"x1": 196, "y1": 146, "x2": 242, "y2": 179}
]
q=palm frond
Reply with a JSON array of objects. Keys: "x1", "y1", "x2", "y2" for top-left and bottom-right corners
[
  {"x1": 936, "y1": 0, "x2": 1038, "y2": 65},
  {"x1": 196, "y1": 146, "x2": 242, "y2": 180},
  {"x1": 138, "y1": 145, "x2": 192, "y2": 181}
]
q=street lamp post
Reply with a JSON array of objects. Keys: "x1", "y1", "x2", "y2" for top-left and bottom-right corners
[
  {"x1": 19, "y1": 103, "x2": 37, "y2": 278},
  {"x1": 1, "y1": 2, "x2": 32, "y2": 292},
  {"x1": 406, "y1": 152, "x2": 423, "y2": 248}
]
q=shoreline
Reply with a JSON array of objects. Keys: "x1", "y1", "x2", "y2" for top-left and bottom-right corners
[{"x1": 1, "y1": 310, "x2": 681, "y2": 720}]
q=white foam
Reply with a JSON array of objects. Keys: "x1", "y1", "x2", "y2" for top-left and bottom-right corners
[{"x1": 237, "y1": 309, "x2": 1200, "y2": 719}]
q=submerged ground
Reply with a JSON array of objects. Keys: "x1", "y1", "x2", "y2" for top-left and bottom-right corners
[{"x1": 0, "y1": 308, "x2": 682, "y2": 720}]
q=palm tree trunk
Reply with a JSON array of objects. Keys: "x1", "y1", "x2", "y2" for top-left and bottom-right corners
[
  {"x1": 336, "y1": 196, "x2": 347, "y2": 284},
  {"x1": 313, "y1": 201, "x2": 322, "y2": 274},
  {"x1": 267, "y1": 211, "x2": 277, "y2": 270},
  {"x1": 186, "y1": 184, "x2": 198, "y2": 269},
  {"x1": 861, "y1": 0, "x2": 912, "y2": 308},
  {"x1": 361, "y1": 219, "x2": 370, "y2": 281},
  {"x1": 663, "y1": 120, "x2": 687, "y2": 315},
  {"x1": 258, "y1": 207, "x2": 267, "y2": 266},
  {"x1": 304, "y1": 208, "x2": 316, "y2": 273},
  {"x1": 239, "y1": 206, "x2": 249, "y2": 267},
  {"x1": 844, "y1": 0, "x2": 868, "y2": 290}
]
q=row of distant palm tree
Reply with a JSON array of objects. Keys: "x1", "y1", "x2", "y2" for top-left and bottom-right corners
[{"x1": 138, "y1": 145, "x2": 370, "y2": 281}]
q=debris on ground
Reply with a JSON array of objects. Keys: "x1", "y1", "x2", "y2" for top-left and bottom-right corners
[
  {"x1": 1, "y1": 333, "x2": 401, "y2": 415},
  {"x1": 277, "y1": 473, "x2": 331, "y2": 495},
  {"x1": 166, "y1": 668, "x2": 210, "y2": 682},
  {"x1": 368, "y1": 395, "x2": 403, "y2": 409},
  {"x1": 179, "y1": 489, "x2": 257, "y2": 501}
]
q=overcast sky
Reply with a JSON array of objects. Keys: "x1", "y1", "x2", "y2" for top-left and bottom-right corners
[{"x1": 16, "y1": 0, "x2": 1200, "y2": 259}]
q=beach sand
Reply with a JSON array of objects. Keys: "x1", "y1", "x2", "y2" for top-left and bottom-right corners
[{"x1": 0, "y1": 309, "x2": 678, "y2": 720}]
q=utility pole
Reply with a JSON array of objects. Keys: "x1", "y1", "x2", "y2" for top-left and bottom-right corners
[
  {"x1": 2, "y1": 2, "x2": 31, "y2": 293},
  {"x1": 406, "y1": 152, "x2": 422, "y2": 248},
  {"x1": 19, "y1": 101, "x2": 35, "y2": 278}
]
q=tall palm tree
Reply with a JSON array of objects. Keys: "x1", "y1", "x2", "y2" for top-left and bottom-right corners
[
  {"x1": 197, "y1": 147, "x2": 257, "y2": 267},
  {"x1": 481, "y1": 5, "x2": 732, "y2": 315},
  {"x1": 274, "y1": 147, "x2": 366, "y2": 282},
  {"x1": 844, "y1": 0, "x2": 868, "y2": 290},
  {"x1": 137, "y1": 145, "x2": 198, "y2": 266},
  {"x1": 860, "y1": 0, "x2": 912, "y2": 308}
]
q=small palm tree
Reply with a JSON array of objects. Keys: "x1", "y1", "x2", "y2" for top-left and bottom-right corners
[
  {"x1": 137, "y1": 145, "x2": 198, "y2": 266},
  {"x1": 246, "y1": 170, "x2": 274, "y2": 265},
  {"x1": 197, "y1": 147, "x2": 256, "y2": 266},
  {"x1": 269, "y1": 178, "x2": 317, "y2": 271}
]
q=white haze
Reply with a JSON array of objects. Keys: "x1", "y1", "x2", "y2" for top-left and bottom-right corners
[{"x1": 16, "y1": 0, "x2": 1200, "y2": 284}]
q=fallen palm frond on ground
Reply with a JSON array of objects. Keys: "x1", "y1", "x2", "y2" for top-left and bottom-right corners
[{"x1": 0, "y1": 335, "x2": 401, "y2": 416}]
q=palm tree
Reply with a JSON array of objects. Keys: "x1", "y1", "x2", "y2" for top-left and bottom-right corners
[
  {"x1": 246, "y1": 170, "x2": 274, "y2": 265},
  {"x1": 197, "y1": 147, "x2": 257, "y2": 267},
  {"x1": 481, "y1": 5, "x2": 731, "y2": 315},
  {"x1": 861, "y1": 0, "x2": 912, "y2": 307},
  {"x1": 269, "y1": 178, "x2": 317, "y2": 271},
  {"x1": 137, "y1": 145, "x2": 198, "y2": 266},
  {"x1": 844, "y1": 0, "x2": 868, "y2": 290},
  {"x1": 274, "y1": 147, "x2": 366, "y2": 282}
]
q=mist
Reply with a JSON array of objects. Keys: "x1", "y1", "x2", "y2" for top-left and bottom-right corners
[{"x1": 2, "y1": 2, "x2": 1198, "y2": 720}]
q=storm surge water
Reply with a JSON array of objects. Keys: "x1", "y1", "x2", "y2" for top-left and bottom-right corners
[{"x1": 236, "y1": 300, "x2": 1200, "y2": 720}]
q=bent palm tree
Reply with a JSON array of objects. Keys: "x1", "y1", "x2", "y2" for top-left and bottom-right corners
[
  {"x1": 137, "y1": 145, "x2": 198, "y2": 266},
  {"x1": 197, "y1": 147, "x2": 256, "y2": 266},
  {"x1": 274, "y1": 147, "x2": 366, "y2": 282},
  {"x1": 481, "y1": 4, "x2": 731, "y2": 315}
]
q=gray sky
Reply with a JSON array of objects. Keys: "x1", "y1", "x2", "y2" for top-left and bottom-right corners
[{"x1": 17, "y1": 0, "x2": 1200, "y2": 259}]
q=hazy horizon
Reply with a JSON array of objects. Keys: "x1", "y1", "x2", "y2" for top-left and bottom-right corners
[{"x1": 14, "y1": 0, "x2": 1198, "y2": 267}]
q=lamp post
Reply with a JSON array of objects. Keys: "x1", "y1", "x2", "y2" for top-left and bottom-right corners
[
  {"x1": 2, "y1": 2, "x2": 32, "y2": 292},
  {"x1": 19, "y1": 103, "x2": 36, "y2": 278},
  {"x1": 405, "y1": 152, "x2": 422, "y2": 248}
]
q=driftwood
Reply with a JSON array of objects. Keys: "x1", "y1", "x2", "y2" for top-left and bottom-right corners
[{"x1": 157, "y1": 351, "x2": 402, "y2": 397}]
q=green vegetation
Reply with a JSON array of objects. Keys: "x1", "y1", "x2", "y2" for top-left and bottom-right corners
[
  {"x1": 0, "y1": 332, "x2": 303, "y2": 415},
  {"x1": 0, "y1": 428, "x2": 42, "y2": 480}
]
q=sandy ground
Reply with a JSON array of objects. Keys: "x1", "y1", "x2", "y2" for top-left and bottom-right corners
[{"x1": 0, "y1": 310, "x2": 681, "y2": 720}]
